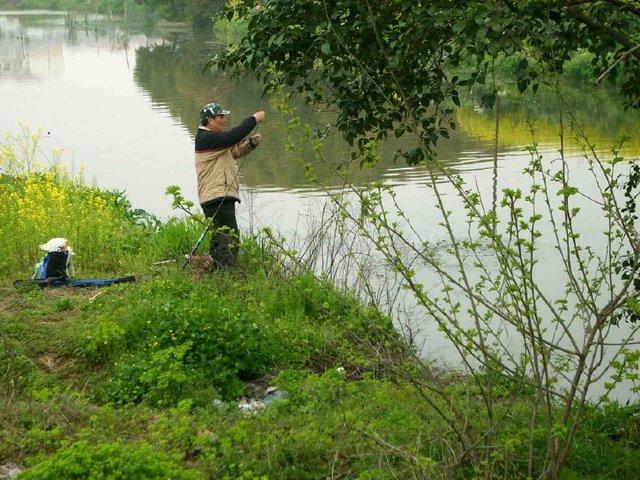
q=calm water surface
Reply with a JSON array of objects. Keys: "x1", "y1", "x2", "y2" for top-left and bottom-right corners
[
  {"x1": 4, "y1": 12, "x2": 638, "y2": 218},
  {"x1": 2, "y1": 11, "x2": 639, "y2": 399}
]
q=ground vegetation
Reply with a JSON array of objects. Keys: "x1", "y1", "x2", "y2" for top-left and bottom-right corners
[{"x1": 2, "y1": 127, "x2": 639, "y2": 478}]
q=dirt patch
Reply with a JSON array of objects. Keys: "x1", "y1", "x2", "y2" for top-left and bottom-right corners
[
  {"x1": 37, "y1": 353, "x2": 78, "y2": 376},
  {"x1": 38, "y1": 353, "x2": 58, "y2": 371},
  {"x1": 186, "y1": 255, "x2": 217, "y2": 279},
  {"x1": 35, "y1": 317, "x2": 62, "y2": 325},
  {"x1": 0, "y1": 298, "x2": 14, "y2": 314},
  {"x1": 44, "y1": 288, "x2": 84, "y2": 299},
  {"x1": 41, "y1": 287, "x2": 113, "y2": 302},
  {"x1": 0, "y1": 463, "x2": 23, "y2": 480}
]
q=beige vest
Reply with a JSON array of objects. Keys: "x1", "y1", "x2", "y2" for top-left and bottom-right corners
[{"x1": 195, "y1": 141, "x2": 254, "y2": 204}]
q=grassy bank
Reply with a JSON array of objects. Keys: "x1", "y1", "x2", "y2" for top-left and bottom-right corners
[{"x1": 1, "y1": 141, "x2": 639, "y2": 478}]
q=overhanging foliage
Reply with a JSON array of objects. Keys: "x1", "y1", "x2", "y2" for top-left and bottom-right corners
[{"x1": 212, "y1": 0, "x2": 640, "y2": 162}]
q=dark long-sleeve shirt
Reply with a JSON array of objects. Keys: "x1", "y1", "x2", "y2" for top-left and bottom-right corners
[{"x1": 195, "y1": 116, "x2": 257, "y2": 152}]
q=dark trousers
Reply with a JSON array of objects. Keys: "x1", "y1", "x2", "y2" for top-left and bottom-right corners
[{"x1": 202, "y1": 199, "x2": 239, "y2": 268}]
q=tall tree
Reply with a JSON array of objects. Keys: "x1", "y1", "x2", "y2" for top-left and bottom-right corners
[{"x1": 213, "y1": 0, "x2": 640, "y2": 161}]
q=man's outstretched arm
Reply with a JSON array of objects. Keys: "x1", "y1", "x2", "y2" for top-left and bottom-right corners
[
  {"x1": 196, "y1": 116, "x2": 256, "y2": 151},
  {"x1": 196, "y1": 111, "x2": 265, "y2": 152}
]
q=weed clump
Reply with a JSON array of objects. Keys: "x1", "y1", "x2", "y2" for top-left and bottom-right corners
[
  {"x1": 67, "y1": 272, "x2": 400, "y2": 406},
  {"x1": 19, "y1": 440, "x2": 202, "y2": 480}
]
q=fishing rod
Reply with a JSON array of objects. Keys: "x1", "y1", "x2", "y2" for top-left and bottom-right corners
[{"x1": 182, "y1": 221, "x2": 212, "y2": 268}]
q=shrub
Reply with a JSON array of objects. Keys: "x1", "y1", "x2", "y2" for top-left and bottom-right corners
[
  {"x1": 19, "y1": 440, "x2": 202, "y2": 479},
  {"x1": 101, "y1": 343, "x2": 215, "y2": 407},
  {"x1": 566, "y1": 403, "x2": 640, "y2": 476},
  {"x1": 89, "y1": 278, "x2": 279, "y2": 405},
  {"x1": 71, "y1": 267, "x2": 401, "y2": 407},
  {"x1": 75, "y1": 318, "x2": 127, "y2": 365},
  {"x1": 202, "y1": 369, "x2": 441, "y2": 480}
]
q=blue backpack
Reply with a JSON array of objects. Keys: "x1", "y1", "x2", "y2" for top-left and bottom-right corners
[{"x1": 33, "y1": 251, "x2": 70, "y2": 280}]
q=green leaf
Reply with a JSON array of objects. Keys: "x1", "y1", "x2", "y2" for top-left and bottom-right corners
[
  {"x1": 557, "y1": 186, "x2": 579, "y2": 197},
  {"x1": 517, "y1": 57, "x2": 529, "y2": 72},
  {"x1": 452, "y1": 21, "x2": 466, "y2": 34},
  {"x1": 320, "y1": 42, "x2": 331, "y2": 55}
]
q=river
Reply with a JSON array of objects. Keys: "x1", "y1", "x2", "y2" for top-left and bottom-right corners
[{"x1": 1, "y1": 10, "x2": 639, "y2": 401}]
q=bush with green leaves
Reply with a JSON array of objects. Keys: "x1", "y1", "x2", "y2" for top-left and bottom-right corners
[
  {"x1": 184, "y1": 369, "x2": 439, "y2": 480},
  {"x1": 100, "y1": 343, "x2": 212, "y2": 406},
  {"x1": 75, "y1": 319, "x2": 127, "y2": 365},
  {"x1": 19, "y1": 440, "x2": 202, "y2": 479},
  {"x1": 72, "y1": 270, "x2": 401, "y2": 406},
  {"x1": 80, "y1": 278, "x2": 277, "y2": 404}
]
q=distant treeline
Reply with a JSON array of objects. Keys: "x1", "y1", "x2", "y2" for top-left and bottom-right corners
[
  {"x1": 0, "y1": 0, "x2": 225, "y2": 25},
  {"x1": 133, "y1": 0, "x2": 225, "y2": 24}
]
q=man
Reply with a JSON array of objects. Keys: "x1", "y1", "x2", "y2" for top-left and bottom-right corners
[{"x1": 195, "y1": 103, "x2": 265, "y2": 267}]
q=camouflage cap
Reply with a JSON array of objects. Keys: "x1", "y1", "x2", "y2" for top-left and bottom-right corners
[{"x1": 200, "y1": 103, "x2": 231, "y2": 122}]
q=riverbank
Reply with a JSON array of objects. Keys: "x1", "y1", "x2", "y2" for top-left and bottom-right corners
[{"x1": 1, "y1": 141, "x2": 639, "y2": 478}]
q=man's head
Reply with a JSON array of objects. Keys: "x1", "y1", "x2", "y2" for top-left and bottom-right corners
[{"x1": 200, "y1": 103, "x2": 230, "y2": 131}]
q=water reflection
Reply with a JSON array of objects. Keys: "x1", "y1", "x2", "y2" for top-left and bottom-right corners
[
  {"x1": 132, "y1": 35, "x2": 640, "y2": 192},
  {"x1": 132, "y1": 40, "x2": 505, "y2": 190},
  {"x1": 461, "y1": 85, "x2": 640, "y2": 155},
  {"x1": 0, "y1": 12, "x2": 133, "y2": 81},
  {"x1": 1, "y1": 11, "x2": 638, "y2": 212}
]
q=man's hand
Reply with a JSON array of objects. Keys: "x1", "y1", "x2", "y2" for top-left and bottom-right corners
[
  {"x1": 253, "y1": 111, "x2": 266, "y2": 123},
  {"x1": 249, "y1": 133, "x2": 262, "y2": 148}
]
